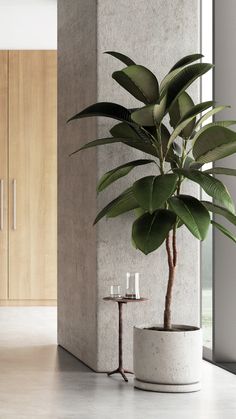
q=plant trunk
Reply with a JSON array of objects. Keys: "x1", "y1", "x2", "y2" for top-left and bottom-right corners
[{"x1": 163, "y1": 228, "x2": 177, "y2": 330}]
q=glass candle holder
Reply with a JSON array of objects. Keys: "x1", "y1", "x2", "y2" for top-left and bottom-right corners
[
  {"x1": 110, "y1": 285, "x2": 122, "y2": 298},
  {"x1": 125, "y1": 272, "x2": 140, "y2": 299}
]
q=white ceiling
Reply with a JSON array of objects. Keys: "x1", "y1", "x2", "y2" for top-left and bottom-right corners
[{"x1": 0, "y1": 0, "x2": 57, "y2": 49}]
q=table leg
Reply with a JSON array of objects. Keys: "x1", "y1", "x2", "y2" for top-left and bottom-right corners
[{"x1": 107, "y1": 301, "x2": 133, "y2": 382}]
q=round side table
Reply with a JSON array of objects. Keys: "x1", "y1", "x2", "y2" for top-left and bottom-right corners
[{"x1": 103, "y1": 297, "x2": 148, "y2": 382}]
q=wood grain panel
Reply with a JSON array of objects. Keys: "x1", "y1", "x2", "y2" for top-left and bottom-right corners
[
  {"x1": 0, "y1": 52, "x2": 8, "y2": 299},
  {"x1": 9, "y1": 51, "x2": 57, "y2": 300},
  {"x1": 0, "y1": 300, "x2": 57, "y2": 306}
]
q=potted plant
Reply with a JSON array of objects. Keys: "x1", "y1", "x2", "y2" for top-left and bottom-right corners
[{"x1": 68, "y1": 51, "x2": 236, "y2": 392}]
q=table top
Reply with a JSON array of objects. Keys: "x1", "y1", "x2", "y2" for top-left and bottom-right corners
[{"x1": 103, "y1": 297, "x2": 148, "y2": 303}]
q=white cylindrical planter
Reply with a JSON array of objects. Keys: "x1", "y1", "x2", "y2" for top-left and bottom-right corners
[{"x1": 133, "y1": 325, "x2": 202, "y2": 393}]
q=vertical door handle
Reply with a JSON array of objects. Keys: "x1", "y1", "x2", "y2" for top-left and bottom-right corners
[
  {"x1": 13, "y1": 179, "x2": 16, "y2": 230},
  {"x1": 0, "y1": 179, "x2": 3, "y2": 230}
]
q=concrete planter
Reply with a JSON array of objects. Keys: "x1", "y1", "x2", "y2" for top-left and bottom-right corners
[{"x1": 133, "y1": 325, "x2": 202, "y2": 393}]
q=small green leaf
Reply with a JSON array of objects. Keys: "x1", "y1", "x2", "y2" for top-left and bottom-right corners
[
  {"x1": 211, "y1": 220, "x2": 236, "y2": 244},
  {"x1": 162, "y1": 63, "x2": 213, "y2": 111},
  {"x1": 97, "y1": 159, "x2": 154, "y2": 192},
  {"x1": 179, "y1": 101, "x2": 214, "y2": 122},
  {"x1": 202, "y1": 201, "x2": 236, "y2": 225},
  {"x1": 131, "y1": 100, "x2": 166, "y2": 126},
  {"x1": 94, "y1": 187, "x2": 138, "y2": 224},
  {"x1": 72, "y1": 136, "x2": 158, "y2": 157},
  {"x1": 133, "y1": 174, "x2": 178, "y2": 213},
  {"x1": 175, "y1": 169, "x2": 235, "y2": 213},
  {"x1": 167, "y1": 101, "x2": 214, "y2": 149},
  {"x1": 194, "y1": 105, "x2": 230, "y2": 130},
  {"x1": 160, "y1": 54, "x2": 204, "y2": 96},
  {"x1": 169, "y1": 92, "x2": 195, "y2": 138},
  {"x1": 183, "y1": 156, "x2": 195, "y2": 169},
  {"x1": 192, "y1": 126, "x2": 236, "y2": 164},
  {"x1": 104, "y1": 51, "x2": 135, "y2": 66},
  {"x1": 204, "y1": 167, "x2": 236, "y2": 176},
  {"x1": 67, "y1": 102, "x2": 131, "y2": 123},
  {"x1": 202, "y1": 120, "x2": 236, "y2": 129},
  {"x1": 110, "y1": 122, "x2": 139, "y2": 139},
  {"x1": 112, "y1": 65, "x2": 159, "y2": 104},
  {"x1": 168, "y1": 195, "x2": 210, "y2": 240},
  {"x1": 110, "y1": 121, "x2": 154, "y2": 144},
  {"x1": 170, "y1": 53, "x2": 204, "y2": 72},
  {"x1": 132, "y1": 209, "x2": 176, "y2": 255}
]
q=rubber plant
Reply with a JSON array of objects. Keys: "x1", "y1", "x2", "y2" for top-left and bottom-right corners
[{"x1": 68, "y1": 51, "x2": 236, "y2": 330}]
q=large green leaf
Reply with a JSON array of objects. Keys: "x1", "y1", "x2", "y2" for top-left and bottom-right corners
[
  {"x1": 168, "y1": 195, "x2": 210, "y2": 240},
  {"x1": 194, "y1": 105, "x2": 229, "y2": 130},
  {"x1": 112, "y1": 65, "x2": 159, "y2": 104},
  {"x1": 204, "y1": 167, "x2": 236, "y2": 176},
  {"x1": 132, "y1": 209, "x2": 176, "y2": 254},
  {"x1": 160, "y1": 124, "x2": 181, "y2": 162},
  {"x1": 160, "y1": 67, "x2": 184, "y2": 96},
  {"x1": 192, "y1": 126, "x2": 236, "y2": 164},
  {"x1": 67, "y1": 102, "x2": 131, "y2": 123},
  {"x1": 104, "y1": 51, "x2": 135, "y2": 66},
  {"x1": 170, "y1": 53, "x2": 204, "y2": 72},
  {"x1": 110, "y1": 121, "x2": 153, "y2": 144},
  {"x1": 201, "y1": 201, "x2": 236, "y2": 225},
  {"x1": 163, "y1": 63, "x2": 213, "y2": 111},
  {"x1": 199, "y1": 120, "x2": 236, "y2": 129},
  {"x1": 211, "y1": 220, "x2": 236, "y2": 244},
  {"x1": 131, "y1": 99, "x2": 166, "y2": 126},
  {"x1": 160, "y1": 54, "x2": 203, "y2": 95},
  {"x1": 179, "y1": 101, "x2": 214, "y2": 123},
  {"x1": 133, "y1": 174, "x2": 178, "y2": 213},
  {"x1": 167, "y1": 101, "x2": 214, "y2": 149},
  {"x1": 110, "y1": 122, "x2": 140, "y2": 139},
  {"x1": 97, "y1": 159, "x2": 154, "y2": 192},
  {"x1": 71, "y1": 136, "x2": 158, "y2": 157},
  {"x1": 175, "y1": 169, "x2": 235, "y2": 213},
  {"x1": 94, "y1": 187, "x2": 138, "y2": 224},
  {"x1": 70, "y1": 137, "x2": 124, "y2": 155},
  {"x1": 169, "y1": 92, "x2": 195, "y2": 138}
]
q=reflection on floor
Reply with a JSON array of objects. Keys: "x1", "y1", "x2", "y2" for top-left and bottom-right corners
[
  {"x1": 202, "y1": 288, "x2": 213, "y2": 349},
  {"x1": 0, "y1": 307, "x2": 236, "y2": 419}
]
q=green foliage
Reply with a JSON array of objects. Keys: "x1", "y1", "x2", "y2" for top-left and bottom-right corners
[
  {"x1": 169, "y1": 92, "x2": 195, "y2": 138},
  {"x1": 68, "y1": 50, "x2": 236, "y2": 256},
  {"x1": 168, "y1": 195, "x2": 210, "y2": 240},
  {"x1": 175, "y1": 169, "x2": 235, "y2": 213},
  {"x1": 211, "y1": 221, "x2": 236, "y2": 244},
  {"x1": 112, "y1": 65, "x2": 159, "y2": 104},
  {"x1": 97, "y1": 159, "x2": 154, "y2": 192},
  {"x1": 193, "y1": 125, "x2": 236, "y2": 163},
  {"x1": 104, "y1": 51, "x2": 136, "y2": 66},
  {"x1": 94, "y1": 187, "x2": 138, "y2": 224},
  {"x1": 132, "y1": 210, "x2": 176, "y2": 254},
  {"x1": 133, "y1": 174, "x2": 178, "y2": 213}
]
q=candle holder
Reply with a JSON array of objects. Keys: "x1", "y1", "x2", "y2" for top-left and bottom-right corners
[
  {"x1": 110, "y1": 285, "x2": 122, "y2": 298},
  {"x1": 125, "y1": 272, "x2": 140, "y2": 299}
]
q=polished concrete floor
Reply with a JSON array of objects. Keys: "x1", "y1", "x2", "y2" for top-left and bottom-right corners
[{"x1": 0, "y1": 307, "x2": 236, "y2": 419}]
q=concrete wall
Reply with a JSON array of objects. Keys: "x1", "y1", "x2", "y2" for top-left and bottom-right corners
[
  {"x1": 214, "y1": 0, "x2": 236, "y2": 362},
  {"x1": 58, "y1": 0, "x2": 98, "y2": 370},
  {"x1": 58, "y1": 0, "x2": 201, "y2": 371}
]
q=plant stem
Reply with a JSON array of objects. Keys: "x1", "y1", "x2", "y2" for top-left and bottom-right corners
[
  {"x1": 163, "y1": 227, "x2": 177, "y2": 330},
  {"x1": 156, "y1": 126, "x2": 165, "y2": 175}
]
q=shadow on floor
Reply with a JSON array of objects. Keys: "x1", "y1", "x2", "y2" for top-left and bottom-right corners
[{"x1": 0, "y1": 343, "x2": 93, "y2": 373}]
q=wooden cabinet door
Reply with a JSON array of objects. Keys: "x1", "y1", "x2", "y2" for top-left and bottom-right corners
[
  {"x1": 8, "y1": 51, "x2": 57, "y2": 300},
  {"x1": 0, "y1": 52, "x2": 8, "y2": 299}
]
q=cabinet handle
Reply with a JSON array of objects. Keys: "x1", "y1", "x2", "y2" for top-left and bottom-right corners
[
  {"x1": 0, "y1": 179, "x2": 3, "y2": 230},
  {"x1": 13, "y1": 179, "x2": 16, "y2": 230}
]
